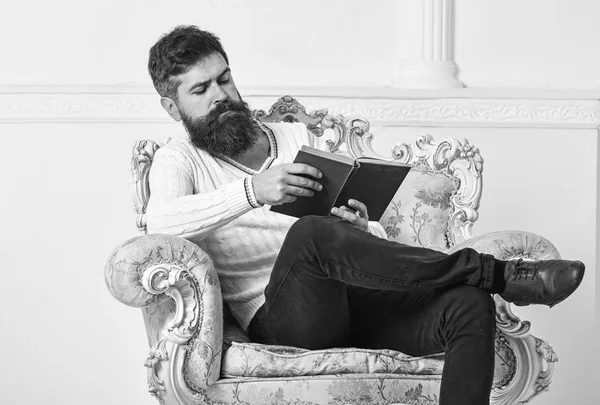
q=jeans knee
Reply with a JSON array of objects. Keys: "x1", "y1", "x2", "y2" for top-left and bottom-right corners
[
  {"x1": 286, "y1": 215, "x2": 344, "y2": 246},
  {"x1": 288, "y1": 215, "x2": 324, "y2": 236}
]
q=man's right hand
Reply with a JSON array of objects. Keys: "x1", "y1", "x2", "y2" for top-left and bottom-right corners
[{"x1": 252, "y1": 163, "x2": 323, "y2": 206}]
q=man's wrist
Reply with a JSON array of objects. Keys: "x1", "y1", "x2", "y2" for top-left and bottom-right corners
[{"x1": 244, "y1": 176, "x2": 263, "y2": 208}]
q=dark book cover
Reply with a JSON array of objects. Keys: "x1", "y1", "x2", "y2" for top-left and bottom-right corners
[
  {"x1": 270, "y1": 147, "x2": 357, "y2": 217},
  {"x1": 334, "y1": 159, "x2": 412, "y2": 221},
  {"x1": 269, "y1": 146, "x2": 411, "y2": 221}
]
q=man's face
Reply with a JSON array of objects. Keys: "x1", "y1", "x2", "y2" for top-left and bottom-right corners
[
  {"x1": 165, "y1": 52, "x2": 258, "y2": 158},
  {"x1": 174, "y1": 52, "x2": 240, "y2": 119}
]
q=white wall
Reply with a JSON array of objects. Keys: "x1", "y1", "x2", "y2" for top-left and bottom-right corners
[
  {"x1": 0, "y1": 122, "x2": 185, "y2": 405},
  {"x1": 0, "y1": 0, "x2": 400, "y2": 88},
  {"x1": 1, "y1": 1, "x2": 598, "y2": 405},
  {"x1": 454, "y1": 0, "x2": 600, "y2": 89},
  {"x1": 4, "y1": 0, "x2": 600, "y2": 89}
]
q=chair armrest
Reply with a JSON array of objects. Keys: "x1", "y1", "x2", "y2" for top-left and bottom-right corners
[
  {"x1": 446, "y1": 230, "x2": 561, "y2": 260},
  {"x1": 447, "y1": 230, "x2": 560, "y2": 404},
  {"x1": 104, "y1": 233, "x2": 223, "y2": 400}
]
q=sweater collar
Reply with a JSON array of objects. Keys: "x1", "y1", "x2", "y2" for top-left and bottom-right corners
[{"x1": 217, "y1": 120, "x2": 278, "y2": 175}]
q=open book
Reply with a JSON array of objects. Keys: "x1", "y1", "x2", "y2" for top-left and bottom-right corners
[{"x1": 269, "y1": 146, "x2": 412, "y2": 221}]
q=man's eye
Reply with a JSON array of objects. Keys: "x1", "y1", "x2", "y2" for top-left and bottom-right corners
[
  {"x1": 218, "y1": 78, "x2": 230, "y2": 84},
  {"x1": 193, "y1": 88, "x2": 207, "y2": 95}
]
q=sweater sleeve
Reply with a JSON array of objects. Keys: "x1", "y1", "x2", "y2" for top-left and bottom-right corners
[{"x1": 145, "y1": 144, "x2": 254, "y2": 240}]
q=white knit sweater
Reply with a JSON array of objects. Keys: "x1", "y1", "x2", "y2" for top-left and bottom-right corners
[{"x1": 146, "y1": 122, "x2": 387, "y2": 331}]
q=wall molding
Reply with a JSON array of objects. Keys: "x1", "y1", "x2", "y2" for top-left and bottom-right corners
[{"x1": 1, "y1": 85, "x2": 599, "y2": 128}]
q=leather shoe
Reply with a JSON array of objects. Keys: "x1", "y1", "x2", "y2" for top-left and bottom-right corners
[{"x1": 499, "y1": 259, "x2": 584, "y2": 307}]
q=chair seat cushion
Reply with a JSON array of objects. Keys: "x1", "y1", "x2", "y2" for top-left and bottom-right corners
[{"x1": 220, "y1": 342, "x2": 444, "y2": 378}]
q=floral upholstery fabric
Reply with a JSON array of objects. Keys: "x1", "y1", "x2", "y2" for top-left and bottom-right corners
[
  {"x1": 379, "y1": 166, "x2": 457, "y2": 251},
  {"x1": 221, "y1": 342, "x2": 444, "y2": 378},
  {"x1": 206, "y1": 375, "x2": 441, "y2": 405},
  {"x1": 447, "y1": 230, "x2": 561, "y2": 260},
  {"x1": 214, "y1": 312, "x2": 517, "y2": 384}
]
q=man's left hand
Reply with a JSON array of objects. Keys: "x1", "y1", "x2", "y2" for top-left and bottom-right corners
[{"x1": 331, "y1": 199, "x2": 369, "y2": 232}]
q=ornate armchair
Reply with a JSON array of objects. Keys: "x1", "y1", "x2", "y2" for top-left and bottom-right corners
[{"x1": 105, "y1": 96, "x2": 560, "y2": 405}]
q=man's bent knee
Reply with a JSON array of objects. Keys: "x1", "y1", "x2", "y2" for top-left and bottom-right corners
[{"x1": 285, "y1": 215, "x2": 345, "y2": 245}]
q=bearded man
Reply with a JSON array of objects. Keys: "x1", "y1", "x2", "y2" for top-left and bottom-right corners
[{"x1": 145, "y1": 25, "x2": 584, "y2": 405}]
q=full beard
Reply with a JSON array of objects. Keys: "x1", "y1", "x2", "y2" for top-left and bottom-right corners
[{"x1": 181, "y1": 99, "x2": 259, "y2": 158}]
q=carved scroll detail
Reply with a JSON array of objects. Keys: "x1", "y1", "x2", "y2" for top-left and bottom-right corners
[
  {"x1": 533, "y1": 338, "x2": 558, "y2": 397},
  {"x1": 125, "y1": 236, "x2": 223, "y2": 404},
  {"x1": 142, "y1": 265, "x2": 200, "y2": 345},
  {"x1": 131, "y1": 139, "x2": 168, "y2": 233},
  {"x1": 252, "y1": 95, "x2": 345, "y2": 152},
  {"x1": 494, "y1": 295, "x2": 531, "y2": 337},
  {"x1": 344, "y1": 117, "x2": 376, "y2": 160},
  {"x1": 145, "y1": 339, "x2": 168, "y2": 401},
  {"x1": 490, "y1": 295, "x2": 558, "y2": 405},
  {"x1": 143, "y1": 339, "x2": 214, "y2": 404}
]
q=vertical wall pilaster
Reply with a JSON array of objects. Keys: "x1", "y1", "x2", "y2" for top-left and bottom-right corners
[{"x1": 393, "y1": 0, "x2": 464, "y2": 89}]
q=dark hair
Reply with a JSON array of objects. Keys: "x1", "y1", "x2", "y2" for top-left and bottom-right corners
[{"x1": 148, "y1": 25, "x2": 229, "y2": 99}]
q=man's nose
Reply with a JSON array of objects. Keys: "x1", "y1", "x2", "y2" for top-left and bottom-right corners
[{"x1": 212, "y1": 83, "x2": 227, "y2": 105}]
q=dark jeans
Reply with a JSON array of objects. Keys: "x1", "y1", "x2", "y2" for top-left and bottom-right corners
[{"x1": 248, "y1": 215, "x2": 498, "y2": 405}]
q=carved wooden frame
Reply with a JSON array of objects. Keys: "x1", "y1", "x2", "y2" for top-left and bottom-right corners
[
  {"x1": 142, "y1": 264, "x2": 206, "y2": 403},
  {"x1": 252, "y1": 94, "x2": 346, "y2": 152},
  {"x1": 141, "y1": 261, "x2": 222, "y2": 405},
  {"x1": 491, "y1": 296, "x2": 558, "y2": 404},
  {"x1": 103, "y1": 233, "x2": 226, "y2": 405},
  {"x1": 128, "y1": 95, "x2": 557, "y2": 405}
]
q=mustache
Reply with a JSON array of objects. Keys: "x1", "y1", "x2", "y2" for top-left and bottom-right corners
[{"x1": 202, "y1": 99, "x2": 252, "y2": 122}]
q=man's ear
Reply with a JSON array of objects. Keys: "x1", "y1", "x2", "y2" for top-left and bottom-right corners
[{"x1": 160, "y1": 97, "x2": 182, "y2": 122}]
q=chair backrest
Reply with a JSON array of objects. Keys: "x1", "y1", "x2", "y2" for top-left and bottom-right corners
[
  {"x1": 130, "y1": 95, "x2": 483, "y2": 248},
  {"x1": 377, "y1": 134, "x2": 482, "y2": 249}
]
